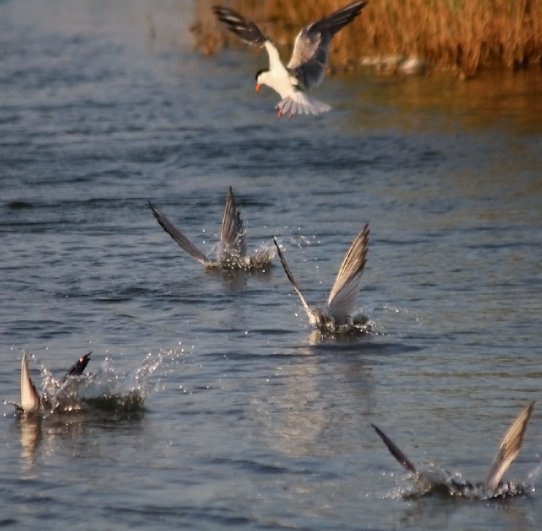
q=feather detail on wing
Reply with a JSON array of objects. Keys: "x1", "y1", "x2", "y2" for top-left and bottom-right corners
[
  {"x1": 147, "y1": 201, "x2": 209, "y2": 265},
  {"x1": 220, "y1": 187, "x2": 247, "y2": 257},
  {"x1": 327, "y1": 224, "x2": 369, "y2": 324},
  {"x1": 273, "y1": 238, "x2": 313, "y2": 320},
  {"x1": 276, "y1": 92, "x2": 332, "y2": 117},
  {"x1": 20, "y1": 353, "x2": 41, "y2": 413},
  {"x1": 287, "y1": 1, "x2": 367, "y2": 89},
  {"x1": 486, "y1": 401, "x2": 535, "y2": 493},
  {"x1": 212, "y1": 5, "x2": 267, "y2": 46},
  {"x1": 372, "y1": 424, "x2": 418, "y2": 476},
  {"x1": 287, "y1": 29, "x2": 326, "y2": 89}
]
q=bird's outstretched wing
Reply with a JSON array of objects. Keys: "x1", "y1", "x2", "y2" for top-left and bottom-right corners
[
  {"x1": 20, "y1": 353, "x2": 41, "y2": 413},
  {"x1": 372, "y1": 423, "x2": 418, "y2": 476},
  {"x1": 273, "y1": 238, "x2": 313, "y2": 320},
  {"x1": 486, "y1": 401, "x2": 535, "y2": 493},
  {"x1": 213, "y1": 5, "x2": 267, "y2": 46},
  {"x1": 287, "y1": 1, "x2": 367, "y2": 89},
  {"x1": 327, "y1": 224, "x2": 369, "y2": 323},
  {"x1": 220, "y1": 187, "x2": 247, "y2": 257},
  {"x1": 147, "y1": 201, "x2": 209, "y2": 266}
]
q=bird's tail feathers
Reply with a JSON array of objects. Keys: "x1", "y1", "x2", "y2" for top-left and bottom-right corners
[{"x1": 276, "y1": 92, "x2": 331, "y2": 117}]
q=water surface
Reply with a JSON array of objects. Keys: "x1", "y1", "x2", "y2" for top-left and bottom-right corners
[{"x1": 1, "y1": 0, "x2": 542, "y2": 529}]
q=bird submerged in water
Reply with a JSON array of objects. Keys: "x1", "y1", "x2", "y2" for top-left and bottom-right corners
[
  {"x1": 212, "y1": 1, "x2": 367, "y2": 117},
  {"x1": 148, "y1": 187, "x2": 273, "y2": 271},
  {"x1": 372, "y1": 401, "x2": 536, "y2": 500},
  {"x1": 273, "y1": 225, "x2": 370, "y2": 335},
  {"x1": 17, "y1": 352, "x2": 92, "y2": 414}
]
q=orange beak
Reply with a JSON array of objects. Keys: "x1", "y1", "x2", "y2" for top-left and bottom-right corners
[{"x1": 255, "y1": 82, "x2": 261, "y2": 93}]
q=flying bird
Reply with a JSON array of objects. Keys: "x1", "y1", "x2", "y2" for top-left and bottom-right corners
[
  {"x1": 273, "y1": 225, "x2": 370, "y2": 334},
  {"x1": 148, "y1": 187, "x2": 273, "y2": 271},
  {"x1": 372, "y1": 401, "x2": 536, "y2": 499},
  {"x1": 212, "y1": 1, "x2": 367, "y2": 117}
]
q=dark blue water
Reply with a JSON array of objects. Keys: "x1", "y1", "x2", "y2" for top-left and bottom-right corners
[{"x1": 1, "y1": 0, "x2": 542, "y2": 529}]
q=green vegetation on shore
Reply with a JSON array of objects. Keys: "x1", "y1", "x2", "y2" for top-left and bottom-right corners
[{"x1": 192, "y1": 0, "x2": 542, "y2": 76}]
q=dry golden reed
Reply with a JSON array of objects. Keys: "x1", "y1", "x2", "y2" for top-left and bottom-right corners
[{"x1": 191, "y1": 0, "x2": 542, "y2": 75}]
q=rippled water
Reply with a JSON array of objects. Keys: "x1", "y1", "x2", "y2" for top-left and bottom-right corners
[{"x1": 1, "y1": 0, "x2": 542, "y2": 529}]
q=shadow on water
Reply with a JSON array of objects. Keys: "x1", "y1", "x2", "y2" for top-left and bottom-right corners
[
  {"x1": 397, "y1": 493, "x2": 539, "y2": 530},
  {"x1": 251, "y1": 341, "x2": 381, "y2": 458},
  {"x1": 305, "y1": 336, "x2": 423, "y2": 357},
  {"x1": 15, "y1": 408, "x2": 145, "y2": 480}
]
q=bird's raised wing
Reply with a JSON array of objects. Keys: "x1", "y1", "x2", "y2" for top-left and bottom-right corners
[
  {"x1": 61, "y1": 352, "x2": 92, "y2": 383},
  {"x1": 213, "y1": 5, "x2": 267, "y2": 46},
  {"x1": 220, "y1": 187, "x2": 247, "y2": 257},
  {"x1": 273, "y1": 238, "x2": 313, "y2": 320},
  {"x1": 147, "y1": 201, "x2": 209, "y2": 266},
  {"x1": 20, "y1": 353, "x2": 41, "y2": 412},
  {"x1": 287, "y1": 1, "x2": 367, "y2": 89},
  {"x1": 486, "y1": 401, "x2": 535, "y2": 493},
  {"x1": 213, "y1": 6, "x2": 285, "y2": 74},
  {"x1": 327, "y1": 224, "x2": 369, "y2": 323},
  {"x1": 372, "y1": 424, "x2": 418, "y2": 476}
]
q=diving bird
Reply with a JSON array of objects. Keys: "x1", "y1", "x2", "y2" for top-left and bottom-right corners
[
  {"x1": 212, "y1": 1, "x2": 367, "y2": 117},
  {"x1": 148, "y1": 187, "x2": 273, "y2": 271},
  {"x1": 17, "y1": 352, "x2": 92, "y2": 414},
  {"x1": 273, "y1": 224, "x2": 370, "y2": 334},
  {"x1": 372, "y1": 401, "x2": 536, "y2": 499}
]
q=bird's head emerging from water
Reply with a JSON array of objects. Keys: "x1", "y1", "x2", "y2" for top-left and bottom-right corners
[{"x1": 255, "y1": 68, "x2": 269, "y2": 93}]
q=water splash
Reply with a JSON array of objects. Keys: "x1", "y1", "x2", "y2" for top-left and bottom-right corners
[
  {"x1": 526, "y1": 459, "x2": 542, "y2": 484},
  {"x1": 387, "y1": 464, "x2": 535, "y2": 500},
  {"x1": 34, "y1": 349, "x2": 176, "y2": 414},
  {"x1": 206, "y1": 241, "x2": 275, "y2": 271}
]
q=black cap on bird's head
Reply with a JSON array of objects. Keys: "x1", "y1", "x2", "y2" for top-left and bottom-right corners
[{"x1": 255, "y1": 68, "x2": 268, "y2": 92}]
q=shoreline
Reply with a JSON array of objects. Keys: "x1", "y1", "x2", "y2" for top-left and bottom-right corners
[{"x1": 191, "y1": 0, "x2": 542, "y2": 77}]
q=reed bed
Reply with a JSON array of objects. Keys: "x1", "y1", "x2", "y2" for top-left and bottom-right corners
[{"x1": 191, "y1": 0, "x2": 542, "y2": 75}]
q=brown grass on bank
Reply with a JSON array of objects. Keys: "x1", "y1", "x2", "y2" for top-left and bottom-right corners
[{"x1": 191, "y1": 0, "x2": 542, "y2": 76}]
